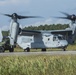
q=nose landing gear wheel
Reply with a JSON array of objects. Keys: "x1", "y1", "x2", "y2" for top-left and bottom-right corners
[
  {"x1": 62, "y1": 48, "x2": 66, "y2": 51},
  {"x1": 24, "y1": 47, "x2": 30, "y2": 52}
]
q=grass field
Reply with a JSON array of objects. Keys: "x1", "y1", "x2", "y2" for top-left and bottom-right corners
[
  {"x1": 0, "y1": 55, "x2": 76, "y2": 75},
  {"x1": 0, "y1": 44, "x2": 76, "y2": 75}
]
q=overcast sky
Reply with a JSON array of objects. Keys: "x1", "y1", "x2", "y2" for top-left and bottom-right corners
[{"x1": 0, "y1": 0, "x2": 76, "y2": 30}]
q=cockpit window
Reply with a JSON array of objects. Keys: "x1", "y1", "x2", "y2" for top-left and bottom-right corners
[
  {"x1": 58, "y1": 36, "x2": 65, "y2": 40},
  {"x1": 53, "y1": 35, "x2": 65, "y2": 41},
  {"x1": 58, "y1": 36, "x2": 63, "y2": 40}
]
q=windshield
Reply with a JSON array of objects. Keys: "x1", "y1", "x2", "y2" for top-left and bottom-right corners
[
  {"x1": 58, "y1": 36, "x2": 64, "y2": 40},
  {"x1": 53, "y1": 35, "x2": 65, "y2": 41}
]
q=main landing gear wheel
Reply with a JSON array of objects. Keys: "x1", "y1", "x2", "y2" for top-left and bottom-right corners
[
  {"x1": 62, "y1": 48, "x2": 66, "y2": 51},
  {"x1": 24, "y1": 47, "x2": 30, "y2": 52},
  {"x1": 0, "y1": 46, "x2": 5, "y2": 53},
  {"x1": 41, "y1": 48, "x2": 46, "y2": 51},
  {"x1": 9, "y1": 46, "x2": 14, "y2": 52}
]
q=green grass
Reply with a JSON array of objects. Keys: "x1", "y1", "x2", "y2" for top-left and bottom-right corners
[
  {"x1": 2, "y1": 44, "x2": 76, "y2": 75},
  {"x1": 0, "y1": 55, "x2": 76, "y2": 75},
  {"x1": 67, "y1": 44, "x2": 76, "y2": 50}
]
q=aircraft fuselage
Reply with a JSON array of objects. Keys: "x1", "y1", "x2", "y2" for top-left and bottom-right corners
[{"x1": 17, "y1": 34, "x2": 68, "y2": 50}]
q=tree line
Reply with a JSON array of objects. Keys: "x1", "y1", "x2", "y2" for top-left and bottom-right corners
[{"x1": 24, "y1": 24, "x2": 69, "y2": 30}]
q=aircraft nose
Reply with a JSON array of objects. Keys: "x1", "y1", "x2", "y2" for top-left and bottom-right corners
[
  {"x1": 60, "y1": 40, "x2": 68, "y2": 47},
  {"x1": 63, "y1": 41, "x2": 68, "y2": 46}
]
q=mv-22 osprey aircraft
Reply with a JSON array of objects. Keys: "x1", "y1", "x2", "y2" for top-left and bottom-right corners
[{"x1": 1, "y1": 12, "x2": 76, "y2": 52}]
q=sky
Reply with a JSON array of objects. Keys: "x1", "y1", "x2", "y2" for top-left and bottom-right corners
[{"x1": 0, "y1": 0, "x2": 76, "y2": 30}]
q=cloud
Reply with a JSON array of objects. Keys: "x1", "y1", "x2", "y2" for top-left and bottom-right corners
[
  {"x1": 1, "y1": 25, "x2": 9, "y2": 31},
  {"x1": 24, "y1": 18, "x2": 53, "y2": 27},
  {"x1": 33, "y1": 18, "x2": 53, "y2": 26},
  {"x1": 25, "y1": 18, "x2": 70, "y2": 27},
  {"x1": 55, "y1": 19, "x2": 69, "y2": 24}
]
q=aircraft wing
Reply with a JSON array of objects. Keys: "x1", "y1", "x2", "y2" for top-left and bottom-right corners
[
  {"x1": 50, "y1": 29, "x2": 72, "y2": 34},
  {"x1": 19, "y1": 29, "x2": 72, "y2": 36},
  {"x1": 19, "y1": 30, "x2": 41, "y2": 36}
]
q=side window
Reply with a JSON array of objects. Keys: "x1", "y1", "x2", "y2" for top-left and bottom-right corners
[
  {"x1": 53, "y1": 37, "x2": 56, "y2": 41},
  {"x1": 48, "y1": 38, "x2": 50, "y2": 41}
]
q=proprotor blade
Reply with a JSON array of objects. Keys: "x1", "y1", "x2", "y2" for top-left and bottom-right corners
[
  {"x1": 0, "y1": 12, "x2": 12, "y2": 17},
  {"x1": 0, "y1": 12, "x2": 43, "y2": 22},
  {"x1": 17, "y1": 15, "x2": 42, "y2": 19},
  {"x1": 53, "y1": 16, "x2": 68, "y2": 19},
  {"x1": 59, "y1": 11, "x2": 70, "y2": 16}
]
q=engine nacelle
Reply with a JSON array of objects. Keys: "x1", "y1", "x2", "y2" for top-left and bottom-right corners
[{"x1": 9, "y1": 21, "x2": 19, "y2": 46}]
